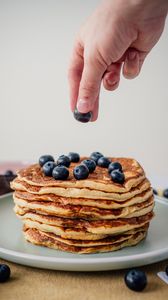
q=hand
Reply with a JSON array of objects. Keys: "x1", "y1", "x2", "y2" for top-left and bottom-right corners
[{"x1": 68, "y1": 0, "x2": 168, "y2": 121}]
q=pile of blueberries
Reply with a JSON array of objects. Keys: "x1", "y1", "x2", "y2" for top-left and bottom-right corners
[{"x1": 39, "y1": 152, "x2": 125, "y2": 184}]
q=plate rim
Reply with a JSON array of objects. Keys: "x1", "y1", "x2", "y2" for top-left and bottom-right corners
[{"x1": 0, "y1": 195, "x2": 168, "y2": 266}]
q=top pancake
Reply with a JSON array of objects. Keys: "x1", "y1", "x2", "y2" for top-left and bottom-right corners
[{"x1": 17, "y1": 157, "x2": 145, "y2": 193}]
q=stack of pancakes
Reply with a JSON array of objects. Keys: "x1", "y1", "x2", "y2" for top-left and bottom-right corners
[{"x1": 11, "y1": 157, "x2": 154, "y2": 254}]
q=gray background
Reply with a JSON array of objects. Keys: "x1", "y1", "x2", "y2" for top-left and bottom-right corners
[{"x1": 0, "y1": 0, "x2": 168, "y2": 179}]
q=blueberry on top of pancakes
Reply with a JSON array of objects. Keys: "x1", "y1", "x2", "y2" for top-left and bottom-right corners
[
  {"x1": 57, "y1": 155, "x2": 71, "y2": 168},
  {"x1": 39, "y1": 155, "x2": 54, "y2": 167},
  {"x1": 52, "y1": 165, "x2": 69, "y2": 180},
  {"x1": 68, "y1": 152, "x2": 80, "y2": 163},
  {"x1": 110, "y1": 170, "x2": 125, "y2": 184},
  {"x1": 108, "y1": 162, "x2": 122, "y2": 174},
  {"x1": 73, "y1": 164, "x2": 89, "y2": 180},
  {"x1": 97, "y1": 156, "x2": 111, "y2": 168},
  {"x1": 42, "y1": 161, "x2": 57, "y2": 176},
  {"x1": 90, "y1": 152, "x2": 103, "y2": 164},
  {"x1": 81, "y1": 159, "x2": 96, "y2": 173}
]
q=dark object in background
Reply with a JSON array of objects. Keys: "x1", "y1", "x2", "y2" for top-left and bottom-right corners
[
  {"x1": 0, "y1": 172, "x2": 16, "y2": 195},
  {"x1": 73, "y1": 108, "x2": 92, "y2": 123},
  {"x1": 124, "y1": 269, "x2": 147, "y2": 292},
  {"x1": 163, "y1": 188, "x2": 168, "y2": 199},
  {"x1": 153, "y1": 188, "x2": 158, "y2": 195}
]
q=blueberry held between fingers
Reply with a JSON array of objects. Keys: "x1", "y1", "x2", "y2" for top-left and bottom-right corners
[
  {"x1": 0, "y1": 264, "x2": 11, "y2": 283},
  {"x1": 111, "y1": 170, "x2": 125, "y2": 184},
  {"x1": 97, "y1": 157, "x2": 111, "y2": 168},
  {"x1": 52, "y1": 166, "x2": 69, "y2": 180},
  {"x1": 124, "y1": 269, "x2": 147, "y2": 292},
  {"x1": 39, "y1": 155, "x2": 54, "y2": 167},
  {"x1": 57, "y1": 155, "x2": 71, "y2": 167},
  {"x1": 163, "y1": 188, "x2": 168, "y2": 199},
  {"x1": 90, "y1": 152, "x2": 103, "y2": 164},
  {"x1": 68, "y1": 152, "x2": 80, "y2": 163},
  {"x1": 73, "y1": 108, "x2": 92, "y2": 123},
  {"x1": 81, "y1": 159, "x2": 96, "y2": 173},
  {"x1": 73, "y1": 164, "x2": 89, "y2": 180},
  {"x1": 42, "y1": 161, "x2": 56, "y2": 176},
  {"x1": 108, "y1": 162, "x2": 122, "y2": 174}
]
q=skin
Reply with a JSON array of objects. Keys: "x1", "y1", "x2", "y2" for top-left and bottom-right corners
[{"x1": 68, "y1": 0, "x2": 168, "y2": 121}]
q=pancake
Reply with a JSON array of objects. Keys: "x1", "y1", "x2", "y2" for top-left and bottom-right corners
[
  {"x1": 11, "y1": 178, "x2": 151, "y2": 201},
  {"x1": 13, "y1": 195, "x2": 154, "y2": 220},
  {"x1": 24, "y1": 227, "x2": 147, "y2": 254},
  {"x1": 14, "y1": 187, "x2": 153, "y2": 209},
  {"x1": 16, "y1": 158, "x2": 145, "y2": 193},
  {"x1": 17, "y1": 210, "x2": 153, "y2": 237}
]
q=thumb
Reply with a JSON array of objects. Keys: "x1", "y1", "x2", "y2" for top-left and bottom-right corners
[{"x1": 77, "y1": 56, "x2": 106, "y2": 113}]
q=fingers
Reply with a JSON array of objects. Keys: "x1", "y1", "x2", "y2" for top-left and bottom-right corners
[
  {"x1": 76, "y1": 54, "x2": 107, "y2": 114},
  {"x1": 68, "y1": 42, "x2": 84, "y2": 112},
  {"x1": 122, "y1": 48, "x2": 140, "y2": 79},
  {"x1": 91, "y1": 96, "x2": 99, "y2": 122},
  {"x1": 103, "y1": 63, "x2": 122, "y2": 91}
]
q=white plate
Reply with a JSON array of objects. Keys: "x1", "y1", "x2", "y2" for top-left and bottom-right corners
[{"x1": 0, "y1": 195, "x2": 168, "y2": 271}]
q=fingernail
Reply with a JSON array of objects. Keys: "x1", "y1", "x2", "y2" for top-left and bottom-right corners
[
  {"x1": 128, "y1": 51, "x2": 137, "y2": 61},
  {"x1": 77, "y1": 99, "x2": 91, "y2": 113},
  {"x1": 107, "y1": 79, "x2": 118, "y2": 86}
]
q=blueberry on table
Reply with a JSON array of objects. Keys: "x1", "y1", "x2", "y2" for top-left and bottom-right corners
[
  {"x1": 52, "y1": 166, "x2": 69, "y2": 180},
  {"x1": 97, "y1": 157, "x2": 111, "y2": 168},
  {"x1": 108, "y1": 162, "x2": 122, "y2": 174},
  {"x1": 39, "y1": 155, "x2": 54, "y2": 167},
  {"x1": 81, "y1": 159, "x2": 96, "y2": 173},
  {"x1": 4, "y1": 170, "x2": 14, "y2": 176},
  {"x1": 42, "y1": 161, "x2": 56, "y2": 176},
  {"x1": 57, "y1": 155, "x2": 71, "y2": 167},
  {"x1": 124, "y1": 269, "x2": 147, "y2": 292},
  {"x1": 90, "y1": 152, "x2": 103, "y2": 164},
  {"x1": 163, "y1": 189, "x2": 168, "y2": 199},
  {"x1": 73, "y1": 164, "x2": 89, "y2": 180},
  {"x1": 111, "y1": 170, "x2": 125, "y2": 184},
  {"x1": 73, "y1": 108, "x2": 92, "y2": 123},
  {"x1": 68, "y1": 152, "x2": 80, "y2": 163},
  {"x1": 0, "y1": 264, "x2": 11, "y2": 283}
]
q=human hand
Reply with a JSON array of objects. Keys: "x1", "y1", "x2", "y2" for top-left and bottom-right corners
[{"x1": 68, "y1": 0, "x2": 168, "y2": 121}]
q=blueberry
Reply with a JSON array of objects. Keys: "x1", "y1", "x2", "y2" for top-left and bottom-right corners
[
  {"x1": 153, "y1": 188, "x2": 158, "y2": 195},
  {"x1": 0, "y1": 264, "x2": 11, "y2": 283},
  {"x1": 73, "y1": 108, "x2": 92, "y2": 123},
  {"x1": 73, "y1": 164, "x2": 89, "y2": 180},
  {"x1": 57, "y1": 155, "x2": 71, "y2": 167},
  {"x1": 81, "y1": 159, "x2": 96, "y2": 173},
  {"x1": 42, "y1": 161, "x2": 56, "y2": 176},
  {"x1": 97, "y1": 157, "x2": 111, "y2": 168},
  {"x1": 163, "y1": 189, "x2": 168, "y2": 199},
  {"x1": 124, "y1": 269, "x2": 147, "y2": 292},
  {"x1": 39, "y1": 155, "x2": 54, "y2": 167},
  {"x1": 111, "y1": 170, "x2": 125, "y2": 184},
  {"x1": 90, "y1": 152, "x2": 103, "y2": 164},
  {"x1": 68, "y1": 152, "x2": 80, "y2": 163},
  {"x1": 4, "y1": 170, "x2": 14, "y2": 176},
  {"x1": 108, "y1": 162, "x2": 122, "y2": 174},
  {"x1": 165, "y1": 266, "x2": 168, "y2": 276},
  {"x1": 52, "y1": 166, "x2": 69, "y2": 180}
]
